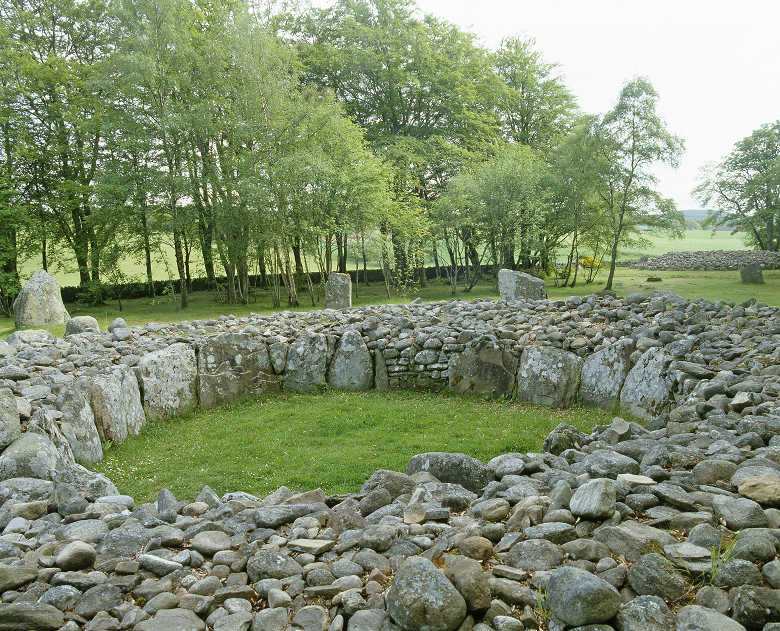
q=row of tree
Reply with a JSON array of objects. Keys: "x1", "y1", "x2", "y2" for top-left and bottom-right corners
[{"x1": 1, "y1": 0, "x2": 737, "y2": 313}]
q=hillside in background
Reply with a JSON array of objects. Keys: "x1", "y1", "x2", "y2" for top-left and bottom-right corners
[{"x1": 682, "y1": 209, "x2": 708, "y2": 221}]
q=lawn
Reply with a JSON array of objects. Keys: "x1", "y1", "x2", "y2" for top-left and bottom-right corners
[{"x1": 92, "y1": 390, "x2": 615, "y2": 503}]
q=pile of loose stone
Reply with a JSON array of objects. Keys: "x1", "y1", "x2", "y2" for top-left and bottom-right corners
[
  {"x1": 1, "y1": 411, "x2": 780, "y2": 631},
  {"x1": 3, "y1": 288, "x2": 780, "y2": 413},
  {"x1": 625, "y1": 250, "x2": 780, "y2": 272}
]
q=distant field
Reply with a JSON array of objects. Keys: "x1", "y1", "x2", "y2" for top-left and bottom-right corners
[
  {"x1": 620, "y1": 230, "x2": 743, "y2": 258},
  {"x1": 19, "y1": 230, "x2": 746, "y2": 289}
]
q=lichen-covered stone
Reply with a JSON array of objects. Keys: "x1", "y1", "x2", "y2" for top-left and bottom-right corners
[
  {"x1": 138, "y1": 343, "x2": 198, "y2": 419},
  {"x1": 13, "y1": 270, "x2": 70, "y2": 328},
  {"x1": 327, "y1": 329, "x2": 373, "y2": 391},
  {"x1": 198, "y1": 333, "x2": 278, "y2": 408},
  {"x1": 517, "y1": 346, "x2": 582, "y2": 408},
  {"x1": 91, "y1": 364, "x2": 145, "y2": 444},
  {"x1": 448, "y1": 336, "x2": 518, "y2": 399}
]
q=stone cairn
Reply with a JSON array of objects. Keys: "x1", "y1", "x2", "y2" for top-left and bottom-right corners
[{"x1": 1, "y1": 289, "x2": 780, "y2": 630}]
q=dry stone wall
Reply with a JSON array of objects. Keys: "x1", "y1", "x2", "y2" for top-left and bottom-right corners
[
  {"x1": 624, "y1": 249, "x2": 780, "y2": 271},
  {"x1": 0, "y1": 290, "x2": 779, "y2": 630}
]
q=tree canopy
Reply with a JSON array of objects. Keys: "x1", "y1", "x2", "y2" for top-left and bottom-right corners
[
  {"x1": 0, "y1": 0, "x2": 689, "y2": 310},
  {"x1": 695, "y1": 121, "x2": 780, "y2": 251}
]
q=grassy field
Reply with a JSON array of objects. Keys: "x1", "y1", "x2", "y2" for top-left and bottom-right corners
[
  {"x1": 93, "y1": 390, "x2": 615, "y2": 503},
  {"x1": 619, "y1": 229, "x2": 742, "y2": 258}
]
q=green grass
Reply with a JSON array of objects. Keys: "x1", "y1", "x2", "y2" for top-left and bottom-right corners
[
  {"x1": 618, "y1": 229, "x2": 742, "y2": 258},
  {"x1": 92, "y1": 390, "x2": 614, "y2": 503}
]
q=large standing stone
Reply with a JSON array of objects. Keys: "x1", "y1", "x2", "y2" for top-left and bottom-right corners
[
  {"x1": 283, "y1": 333, "x2": 329, "y2": 392},
  {"x1": 92, "y1": 364, "x2": 146, "y2": 445},
  {"x1": 13, "y1": 270, "x2": 70, "y2": 329},
  {"x1": 516, "y1": 346, "x2": 583, "y2": 408},
  {"x1": 326, "y1": 330, "x2": 373, "y2": 391},
  {"x1": 448, "y1": 336, "x2": 518, "y2": 398},
  {"x1": 57, "y1": 378, "x2": 103, "y2": 464},
  {"x1": 406, "y1": 452, "x2": 494, "y2": 493},
  {"x1": 0, "y1": 387, "x2": 21, "y2": 450},
  {"x1": 497, "y1": 269, "x2": 546, "y2": 301},
  {"x1": 138, "y1": 343, "x2": 198, "y2": 419},
  {"x1": 325, "y1": 273, "x2": 352, "y2": 309},
  {"x1": 740, "y1": 262, "x2": 764, "y2": 284},
  {"x1": 198, "y1": 333, "x2": 279, "y2": 409},
  {"x1": 546, "y1": 565, "x2": 622, "y2": 627},
  {"x1": 580, "y1": 338, "x2": 635, "y2": 409},
  {"x1": 620, "y1": 347, "x2": 672, "y2": 420},
  {"x1": 0, "y1": 433, "x2": 65, "y2": 481},
  {"x1": 386, "y1": 556, "x2": 467, "y2": 631}
]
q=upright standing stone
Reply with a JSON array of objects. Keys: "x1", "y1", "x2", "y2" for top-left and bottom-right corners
[
  {"x1": 137, "y1": 343, "x2": 198, "y2": 419},
  {"x1": 92, "y1": 364, "x2": 146, "y2": 444},
  {"x1": 620, "y1": 347, "x2": 672, "y2": 420},
  {"x1": 57, "y1": 378, "x2": 103, "y2": 465},
  {"x1": 326, "y1": 330, "x2": 373, "y2": 391},
  {"x1": 516, "y1": 346, "x2": 583, "y2": 408},
  {"x1": 739, "y1": 262, "x2": 764, "y2": 284},
  {"x1": 448, "y1": 336, "x2": 518, "y2": 399},
  {"x1": 497, "y1": 269, "x2": 547, "y2": 301},
  {"x1": 13, "y1": 270, "x2": 70, "y2": 328},
  {"x1": 326, "y1": 273, "x2": 352, "y2": 309},
  {"x1": 283, "y1": 333, "x2": 330, "y2": 392},
  {"x1": 198, "y1": 333, "x2": 279, "y2": 408},
  {"x1": 580, "y1": 338, "x2": 635, "y2": 409}
]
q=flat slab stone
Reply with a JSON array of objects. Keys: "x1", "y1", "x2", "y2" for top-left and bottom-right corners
[{"x1": 288, "y1": 539, "x2": 335, "y2": 555}]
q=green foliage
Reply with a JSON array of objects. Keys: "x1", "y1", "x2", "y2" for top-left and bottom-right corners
[
  {"x1": 592, "y1": 77, "x2": 686, "y2": 289},
  {"x1": 695, "y1": 121, "x2": 780, "y2": 251}
]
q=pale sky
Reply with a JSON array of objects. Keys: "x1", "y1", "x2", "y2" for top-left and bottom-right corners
[
  {"x1": 421, "y1": 0, "x2": 780, "y2": 211},
  {"x1": 311, "y1": 0, "x2": 780, "y2": 211}
]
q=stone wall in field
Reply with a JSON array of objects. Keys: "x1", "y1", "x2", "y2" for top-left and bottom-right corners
[{"x1": 621, "y1": 249, "x2": 780, "y2": 271}]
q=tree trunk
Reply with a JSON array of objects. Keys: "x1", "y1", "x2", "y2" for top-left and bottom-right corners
[
  {"x1": 141, "y1": 211, "x2": 154, "y2": 297},
  {"x1": 174, "y1": 230, "x2": 188, "y2": 309}
]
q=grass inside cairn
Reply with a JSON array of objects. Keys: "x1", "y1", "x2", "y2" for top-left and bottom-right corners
[{"x1": 94, "y1": 390, "x2": 616, "y2": 504}]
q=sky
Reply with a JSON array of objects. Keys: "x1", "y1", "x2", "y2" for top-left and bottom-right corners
[
  {"x1": 422, "y1": 0, "x2": 780, "y2": 211},
  {"x1": 312, "y1": 0, "x2": 780, "y2": 211}
]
